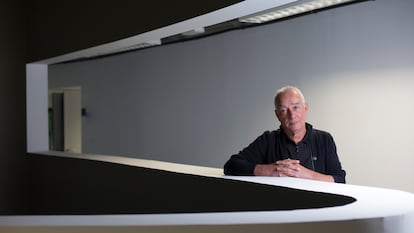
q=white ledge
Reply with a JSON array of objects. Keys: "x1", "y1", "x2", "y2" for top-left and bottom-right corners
[{"x1": 2, "y1": 154, "x2": 414, "y2": 233}]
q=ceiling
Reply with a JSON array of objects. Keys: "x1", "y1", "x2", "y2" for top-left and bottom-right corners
[
  {"x1": 37, "y1": 0, "x2": 300, "y2": 64},
  {"x1": 37, "y1": 0, "x2": 366, "y2": 65}
]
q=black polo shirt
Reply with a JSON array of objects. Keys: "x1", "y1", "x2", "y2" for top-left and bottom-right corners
[
  {"x1": 224, "y1": 123, "x2": 346, "y2": 183},
  {"x1": 284, "y1": 130, "x2": 315, "y2": 171}
]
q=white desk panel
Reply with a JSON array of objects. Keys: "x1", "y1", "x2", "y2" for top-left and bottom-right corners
[{"x1": 2, "y1": 155, "x2": 414, "y2": 233}]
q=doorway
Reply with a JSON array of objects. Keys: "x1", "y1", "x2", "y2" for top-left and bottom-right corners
[{"x1": 48, "y1": 87, "x2": 82, "y2": 153}]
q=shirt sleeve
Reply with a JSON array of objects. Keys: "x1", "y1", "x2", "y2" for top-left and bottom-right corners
[
  {"x1": 323, "y1": 133, "x2": 346, "y2": 183},
  {"x1": 223, "y1": 132, "x2": 271, "y2": 176}
]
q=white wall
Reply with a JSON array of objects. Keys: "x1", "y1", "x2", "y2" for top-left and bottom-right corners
[
  {"x1": 49, "y1": 0, "x2": 414, "y2": 192},
  {"x1": 63, "y1": 88, "x2": 82, "y2": 153}
]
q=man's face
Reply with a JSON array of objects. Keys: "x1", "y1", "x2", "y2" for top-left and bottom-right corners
[{"x1": 275, "y1": 90, "x2": 308, "y2": 135}]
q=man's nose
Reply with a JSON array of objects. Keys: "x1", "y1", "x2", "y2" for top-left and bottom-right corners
[{"x1": 287, "y1": 109, "x2": 294, "y2": 118}]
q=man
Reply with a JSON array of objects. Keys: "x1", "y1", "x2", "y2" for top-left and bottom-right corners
[{"x1": 224, "y1": 86, "x2": 346, "y2": 183}]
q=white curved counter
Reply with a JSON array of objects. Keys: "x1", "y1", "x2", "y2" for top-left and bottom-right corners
[{"x1": 1, "y1": 154, "x2": 413, "y2": 233}]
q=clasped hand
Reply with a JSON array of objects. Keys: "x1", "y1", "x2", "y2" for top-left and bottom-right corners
[{"x1": 253, "y1": 159, "x2": 313, "y2": 179}]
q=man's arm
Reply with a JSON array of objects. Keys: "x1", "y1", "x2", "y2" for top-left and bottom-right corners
[
  {"x1": 224, "y1": 132, "x2": 272, "y2": 176},
  {"x1": 274, "y1": 159, "x2": 335, "y2": 182},
  {"x1": 224, "y1": 154, "x2": 256, "y2": 175}
]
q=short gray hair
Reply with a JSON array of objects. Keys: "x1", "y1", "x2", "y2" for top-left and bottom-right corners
[{"x1": 274, "y1": 86, "x2": 306, "y2": 108}]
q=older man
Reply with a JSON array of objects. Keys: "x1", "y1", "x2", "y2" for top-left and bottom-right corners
[{"x1": 224, "y1": 86, "x2": 346, "y2": 183}]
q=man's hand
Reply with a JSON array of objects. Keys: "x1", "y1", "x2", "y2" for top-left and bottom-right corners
[
  {"x1": 254, "y1": 159, "x2": 334, "y2": 182},
  {"x1": 253, "y1": 159, "x2": 300, "y2": 177}
]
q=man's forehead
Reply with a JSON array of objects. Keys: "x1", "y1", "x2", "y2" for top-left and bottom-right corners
[
  {"x1": 278, "y1": 93, "x2": 303, "y2": 104},
  {"x1": 277, "y1": 101, "x2": 301, "y2": 107}
]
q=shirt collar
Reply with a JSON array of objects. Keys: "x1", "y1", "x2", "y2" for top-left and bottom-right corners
[{"x1": 280, "y1": 122, "x2": 313, "y2": 144}]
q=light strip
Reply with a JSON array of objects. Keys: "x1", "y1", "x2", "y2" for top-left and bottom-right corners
[
  {"x1": 106, "y1": 40, "x2": 162, "y2": 54},
  {"x1": 181, "y1": 28, "x2": 205, "y2": 36},
  {"x1": 239, "y1": 0, "x2": 358, "y2": 24},
  {"x1": 85, "y1": 40, "x2": 162, "y2": 58}
]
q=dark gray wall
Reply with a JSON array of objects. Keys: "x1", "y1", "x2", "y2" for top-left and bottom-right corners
[
  {"x1": 0, "y1": 0, "x2": 29, "y2": 214},
  {"x1": 1, "y1": 0, "x2": 241, "y2": 214},
  {"x1": 26, "y1": 0, "x2": 242, "y2": 62}
]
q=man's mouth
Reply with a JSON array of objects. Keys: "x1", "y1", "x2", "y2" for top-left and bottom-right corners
[{"x1": 286, "y1": 121, "x2": 297, "y2": 127}]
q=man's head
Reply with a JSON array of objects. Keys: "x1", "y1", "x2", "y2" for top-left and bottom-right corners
[{"x1": 274, "y1": 86, "x2": 308, "y2": 136}]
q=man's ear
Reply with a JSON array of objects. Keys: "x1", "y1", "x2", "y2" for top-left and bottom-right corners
[{"x1": 274, "y1": 109, "x2": 280, "y2": 120}]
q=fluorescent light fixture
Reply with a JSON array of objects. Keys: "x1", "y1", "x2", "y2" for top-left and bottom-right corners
[
  {"x1": 111, "y1": 40, "x2": 162, "y2": 53},
  {"x1": 239, "y1": 0, "x2": 358, "y2": 23},
  {"x1": 85, "y1": 40, "x2": 162, "y2": 58},
  {"x1": 181, "y1": 27, "x2": 205, "y2": 36}
]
